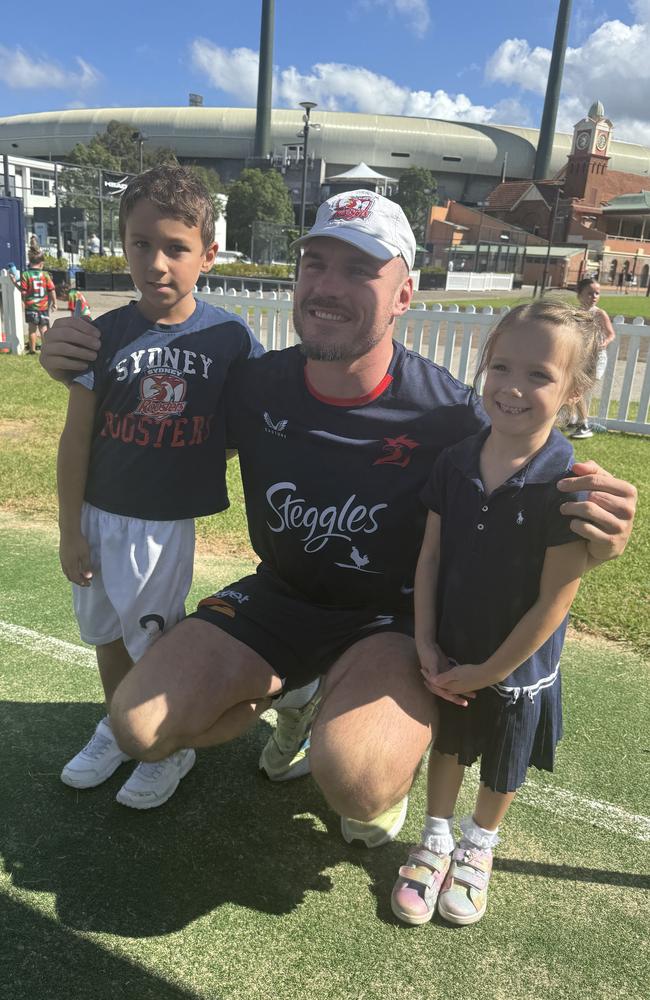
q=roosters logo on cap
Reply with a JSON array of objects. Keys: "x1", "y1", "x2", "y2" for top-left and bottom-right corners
[{"x1": 330, "y1": 194, "x2": 374, "y2": 222}]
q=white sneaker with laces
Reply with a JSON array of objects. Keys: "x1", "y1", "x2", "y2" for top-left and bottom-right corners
[
  {"x1": 115, "y1": 749, "x2": 196, "y2": 809},
  {"x1": 61, "y1": 716, "x2": 132, "y2": 789},
  {"x1": 259, "y1": 681, "x2": 321, "y2": 781}
]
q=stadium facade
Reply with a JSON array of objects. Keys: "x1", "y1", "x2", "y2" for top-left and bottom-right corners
[{"x1": 2, "y1": 106, "x2": 650, "y2": 205}]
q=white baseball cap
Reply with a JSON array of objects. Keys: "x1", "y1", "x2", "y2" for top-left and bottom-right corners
[{"x1": 293, "y1": 189, "x2": 416, "y2": 271}]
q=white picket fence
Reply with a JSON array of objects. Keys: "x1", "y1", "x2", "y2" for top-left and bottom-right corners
[
  {"x1": 1, "y1": 274, "x2": 648, "y2": 434},
  {"x1": 0, "y1": 271, "x2": 24, "y2": 353},
  {"x1": 445, "y1": 271, "x2": 515, "y2": 292},
  {"x1": 197, "y1": 288, "x2": 650, "y2": 435}
]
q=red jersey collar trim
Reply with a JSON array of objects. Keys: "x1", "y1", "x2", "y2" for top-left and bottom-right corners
[{"x1": 304, "y1": 370, "x2": 393, "y2": 407}]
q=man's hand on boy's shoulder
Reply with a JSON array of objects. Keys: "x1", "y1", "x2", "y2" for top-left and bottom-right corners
[{"x1": 40, "y1": 316, "x2": 101, "y2": 382}]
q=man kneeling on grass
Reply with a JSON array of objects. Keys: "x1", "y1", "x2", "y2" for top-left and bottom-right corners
[{"x1": 44, "y1": 191, "x2": 637, "y2": 854}]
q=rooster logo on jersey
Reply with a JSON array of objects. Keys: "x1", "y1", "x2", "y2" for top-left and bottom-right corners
[
  {"x1": 134, "y1": 371, "x2": 187, "y2": 421},
  {"x1": 373, "y1": 434, "x2": 420, "y2": 468}
]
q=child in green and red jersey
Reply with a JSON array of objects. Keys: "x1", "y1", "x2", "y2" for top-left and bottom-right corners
[
  {"x1": 20, "y1": 251, "x2": 57, "y2": 353},
  {"x1": 64, "y1": 284, "x2": 92, "y2": 319}
]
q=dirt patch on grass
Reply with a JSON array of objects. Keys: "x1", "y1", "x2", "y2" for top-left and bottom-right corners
[
  {"x1": 194, "y1": 533, "x2": 255, "y2": 562},
  {"x1": 0, "y1": 419, "x2": 36, "y2": 443},
  {"x1": 566, "y1": 622, "x2": 639, "y2": 655},
  {"x1": 0, "y1": 508, "x2": 255, "y2": 563}
]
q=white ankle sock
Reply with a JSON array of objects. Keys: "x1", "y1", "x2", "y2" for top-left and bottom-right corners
[
  {"x1": 459, "y1": 814, "x2": 499, "y2": 851},
  {"x1": 273, "y1": 678, "x2": 320, "y2": 710},
  {"x1": 421, "y1": 814, "x2": 455, "y2": 854}
]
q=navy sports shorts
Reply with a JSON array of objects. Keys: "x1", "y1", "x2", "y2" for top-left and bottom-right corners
[
  {"x1": 25, "y1": 310, "x2": 50, "y2": 328},
  {"x1": 188, "y1": 570, "x2": 414, "y2": 691}
]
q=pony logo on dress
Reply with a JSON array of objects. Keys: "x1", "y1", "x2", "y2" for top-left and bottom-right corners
[
  {"x1": 516, "y1": 510, "x2": 525, "y2": 525},
  {"x1": 330, "y1": 194, "x2": 374, "y2": 222}
]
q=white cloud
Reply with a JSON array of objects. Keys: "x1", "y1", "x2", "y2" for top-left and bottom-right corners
[
  {"x1": 189, "y1": 4, "x2": 650, "y2": 143},
  {"x1": 191, "y1": 40, "x2": 259, "y2": 104},
  {"x1": 486, "y1": 5, "x2": 650, "y2": 143},
  {"x1": 486, "y1": 38, "x2": 550, "y2": 96},
  {"x1": 357, "y1": 0, "x2": 431, "y2": 37},
  {"x1": 191, "y1": 41, "x2": 499, "y2": 123},
  {"x1": 0, "y1": 46, "x2": 99, "y2": 90},
  {"x1": 630, "y1": 0, "x2": 650, "y2": 19}
]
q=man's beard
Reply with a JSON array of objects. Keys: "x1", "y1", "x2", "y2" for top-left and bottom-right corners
[
  {"x1": 297, "y1": 338, "x2": 379, "y2": 362},
  {"x1": 293, "y1": 305, "x2": 389, "y2": 362}
]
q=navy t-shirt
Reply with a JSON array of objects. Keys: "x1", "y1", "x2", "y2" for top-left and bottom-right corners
[
  {"x1": 421, "y1": 427, "x2": 582, "y2": 697},
  {"x1": 226, "y1": 341, "x2": 487, "y2": 611},
  {"x1": 75, "y1": 299, "x2": 263, "y2": 520}
]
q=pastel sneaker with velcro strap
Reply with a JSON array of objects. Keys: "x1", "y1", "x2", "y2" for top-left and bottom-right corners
[
  {"x1": 391, "y1": 845, "x2": 452, "y2": 925},
  {"x1": 437, "y1": 845, "x2": 493, "y2": 925}
]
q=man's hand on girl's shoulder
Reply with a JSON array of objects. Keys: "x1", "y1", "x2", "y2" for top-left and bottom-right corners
[{"x1": 557, "y1": 460, "x2": 637, "y2": 565}]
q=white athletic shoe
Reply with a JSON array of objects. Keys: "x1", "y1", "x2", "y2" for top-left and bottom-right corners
[
  {"x1": 61, "y1": 717, "x2": 132, "y2": 789},
  {"x1": 115, "y1": 749, "x2": 196, "y2": 810}
]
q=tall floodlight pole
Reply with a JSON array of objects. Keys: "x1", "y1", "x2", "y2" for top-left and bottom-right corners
[
  {"x1": 254, "y1": 0, "x2": 275, "y2": 160},
  {"x1": 54, "y1": 163, "x2": 63, "y2": 257},
  {"x1": 533, "y1": 0, "x2": 573, "y2": 180}
]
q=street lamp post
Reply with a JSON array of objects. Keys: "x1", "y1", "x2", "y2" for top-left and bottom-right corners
[
  {"x1": 473, "y1": 203, "x2": 486, "y2": 272},
  {"x1": 298, "y1": 101, "x2": 317, "y2": 237},
  {"x1": 541, "y1": 186, "x2": 563, "y2": 293},
  {"x1": 132, "y1": 131, "x2": 146, "y2": 172}
]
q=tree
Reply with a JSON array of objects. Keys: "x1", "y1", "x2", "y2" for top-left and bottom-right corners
[
  {"x1": 225, "y1": 168, "x2": 295, "y2": 256},
  {"x1": 64, "y1": 120, "x2": 176, "y2": 174},
  {"x1": 58, "y1": 122, "x2": 224, "y2": 245},
  {"x1": 391, "y1": 167, "x2": 438, "y2": 245}
]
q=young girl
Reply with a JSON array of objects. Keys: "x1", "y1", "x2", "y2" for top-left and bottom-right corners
[
  {"x1": 391, "y1": 300, "x2": 601, "y2": 928},
  {"x1": 570, "y1": 278, "x2": 616, "y2": 439}
]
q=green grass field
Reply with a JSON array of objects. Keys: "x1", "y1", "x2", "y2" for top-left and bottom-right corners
[
  {"x1": 1, "y1": 355, "x2": 649, "y2": 999},
  {"x1": 423, "y1": 294, "x2": 650, "y2": 319}
]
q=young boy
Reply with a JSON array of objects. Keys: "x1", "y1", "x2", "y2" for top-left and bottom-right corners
[
  {"x1": 20, "y1": 250, "x2": 57, "y2": 353},
  {"x1": 57, "y1": 165, "x2": 263, "y2": 809}
]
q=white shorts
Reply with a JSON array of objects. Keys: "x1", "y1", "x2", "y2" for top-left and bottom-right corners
[{"x1": 72, "y1": 503, "x2": 195, "y2": 661}]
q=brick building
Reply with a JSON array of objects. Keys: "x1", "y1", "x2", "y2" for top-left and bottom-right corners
[{"x1": 482, "y1": 101, "x2": 650, "y2": 288}]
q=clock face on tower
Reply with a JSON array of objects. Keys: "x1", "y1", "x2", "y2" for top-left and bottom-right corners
[
  {"x1": 596, "y1": 132, "x2": 608, "y2": 152},
  {"x1": 576, "y1": 130, "x2": 591, "y2": 151}
]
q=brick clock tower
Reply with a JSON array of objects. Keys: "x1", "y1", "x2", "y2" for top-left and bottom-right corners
[{"x1": 563, "y1": 100, "x2": 613, "y2": 201}]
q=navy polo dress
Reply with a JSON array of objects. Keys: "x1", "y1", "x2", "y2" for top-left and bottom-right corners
[{"x1": 422, "y1": 427, "x2": 583, "y2": 793}]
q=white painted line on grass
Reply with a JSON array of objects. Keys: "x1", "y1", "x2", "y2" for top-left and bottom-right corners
[
  {"x1": 3, "y1": 620, "x2": 649, "y2": 842},
  {"x1": 520, "y1": 781, "x2": 650, "y2": 843},
  {"x1": 0, "y1": 620, "x2": 95, "y2": 667}
]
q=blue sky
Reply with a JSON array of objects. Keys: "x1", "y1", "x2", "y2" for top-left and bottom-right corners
[{"x1": 2, "y1": 1, "x2": 650, "y2": 142}]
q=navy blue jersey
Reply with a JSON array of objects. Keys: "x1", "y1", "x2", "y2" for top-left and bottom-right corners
[
  {"x1": 75, "y1": 299, "x2": 263, "y2": 520},
  {"x1": 226, "y1": 342, "x2": 487, "y2": 611},
  {"x1": 422, "y1": 427, "x2": 581, "y2": 699}
]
